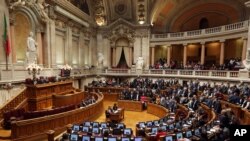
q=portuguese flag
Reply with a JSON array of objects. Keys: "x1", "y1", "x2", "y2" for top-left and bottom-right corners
[{"x1": 3, "y1": 14, "x2": 11, "y2": 57}]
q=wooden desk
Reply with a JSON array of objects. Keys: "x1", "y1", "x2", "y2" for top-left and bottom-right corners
[
  {"x1": 118, "y1": 100, "x2": 143, "y2": 112},
  {"x1": 108, "y1": 108, "x2": 124, "y2": 122}
]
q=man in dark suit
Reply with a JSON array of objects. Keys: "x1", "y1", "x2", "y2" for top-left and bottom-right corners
[
  {"x1": 134, "y1": 92, "x2": 141, "y2": 101},
  {"x1": 229, "y1": 92, "x2": 240, "y2": 104},
  {"x1": 113, "y1": 103, "x2": 118, "y2": 111},
  {"x1": 192, "y1": 96, "x2": 199, "y2": 111},
  {"x1": 213, "y1": 98, "x2": 222, "y2": 114}
]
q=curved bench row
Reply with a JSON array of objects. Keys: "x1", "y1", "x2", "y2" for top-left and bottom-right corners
[{"x1": 11, "y1": 92, "x2": 104, "y2": 141}]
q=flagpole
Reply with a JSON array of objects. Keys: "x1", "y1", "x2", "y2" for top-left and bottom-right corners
[
  {"x1": 3, "y1": 13, "x2": 10, "y2": 70},
  {"x1": 6, "y1": 52, "x2": 8, "y2": 70}
]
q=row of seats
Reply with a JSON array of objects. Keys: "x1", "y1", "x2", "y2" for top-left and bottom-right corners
[
  {"x1": 24, "y1": 104, "x2": 76, "y2": 119},
  {"x1": 59, "y1": 121, "x2": 142, "y2": 141},
  {"x1": 66, "y1": 134, "x2": 143, "y2": 141},
  {"x1": 2, "y1": 104, "x2": 75, "y2": 129},
  {"x1": 74, "y1": 122, "x2": 126, "y2": 130},
  {"x1": 2, "y1": 108, "x2": 25, "y2": 129}
]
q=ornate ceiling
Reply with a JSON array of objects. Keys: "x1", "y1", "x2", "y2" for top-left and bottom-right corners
[{"x1": 68, "y1": 0, "x2": 249, "y2": 32}]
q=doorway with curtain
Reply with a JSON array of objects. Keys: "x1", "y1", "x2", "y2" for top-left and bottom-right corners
[{"x1": 112, "y1": 38, "x2": 133, "y2": 68}]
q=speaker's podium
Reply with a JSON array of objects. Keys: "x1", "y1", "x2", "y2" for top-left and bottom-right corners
[{"x1": 106, "y1": 108, "x2": 124, "y2": 123}]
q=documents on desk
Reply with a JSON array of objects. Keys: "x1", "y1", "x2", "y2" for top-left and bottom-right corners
[{"x1": 113, "y1": 110, "x2": 118, "y2": 114}]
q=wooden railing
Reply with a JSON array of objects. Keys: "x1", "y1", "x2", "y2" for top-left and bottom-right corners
[
  {"x1": 219, "y1": 99, "x2": 250, "y2": 125},
  {"x1": 147, "y1": 103, "x2": 169, "y2": 118},
  {"x1": 200, "y1": 103, "x2": 216, "y2": 125},
  {"x1": 52, "y1": 91, "x2": 85, "y2": 108},
  {"x1": 118, "y1": 100, "x2": 143, "y2": 112},
  {"x1": 177, "y1": 104, "x2": 190, "y2": 120},
  {"x1": 0, "y1": 88, "x2": 27, "y2": 120},
  {"x1": 84, "y1": 86, "x2": 124, "y2": 94},
  {"x1": 11, "y1": 92, "x2": 104, "y2": 141}
]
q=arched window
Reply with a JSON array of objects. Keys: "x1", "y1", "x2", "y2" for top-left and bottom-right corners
[{"x1": 199, "y1": 18, "x2": 209, "y2": 29}]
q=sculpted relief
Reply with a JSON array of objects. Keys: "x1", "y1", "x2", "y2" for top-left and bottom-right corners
[{"x1": 26, "y1": 31, "x2": 38, "y2": 64}]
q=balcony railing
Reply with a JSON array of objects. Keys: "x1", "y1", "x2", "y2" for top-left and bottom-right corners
[
  {"x1": 151, "y1": 20, "x2": 249, "y2": 40},
  {"x1": 100, "y1": 69, "x2": 247, "y2": 81},
  {"x1": 0, "y1": 67, "x2": 248, "y2": 84}
]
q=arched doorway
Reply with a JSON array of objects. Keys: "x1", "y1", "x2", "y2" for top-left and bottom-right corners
[
  {"x1": 199, "y1": 18, "x2": 209, "y2": 29},
  {"x1": 112, "y1": 38, "x2": 133, "y2": 68}
]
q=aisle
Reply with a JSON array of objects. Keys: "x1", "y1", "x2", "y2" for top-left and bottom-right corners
[
  {"x1": 0, "y1": 126, "x2": 11, "y2": 140},
  {"x1": 93, "y1": 100, "x2": 159, "y2": 133}
]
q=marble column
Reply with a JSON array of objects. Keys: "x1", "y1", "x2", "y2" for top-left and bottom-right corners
[
  {"x1": 244, "y1": 1, "x2": 250, "y2": 62},
  {"x1": 242, "y1": 38, "x2": 247, "y2": 61},
  {"x1": 129, "y1": 47, "x2": 132, "y2": 67},
  {"x1": 84, "y1": 40, "x2": 89, "y2": 66},
  {"x1": 151, "y1": 47, "x2": 155, "y2": 66},
  {"x1": 113, "y1": 47, "x2": 116, "y2": 67},
  {"x1": 183, "y1": 44, "x2": 187, "y2": 66},
  {"x1": 50, "y1": 20, "x2": 56, "y2": 68},
  {"x1": 79, "y1": 32, "x2": 84, "y2": 67},
  {"x1": 65, "y1": 26, "x2": 72, "y2": 65},
  {"x1": 200, "y1": 42, "x2": 205, "y2": 65},
  {"x1": 219, "y1": 40, "x2": 225, "y2": 65},
  {"x1": 36, "y1": 31, "x2": 43, "y2": 64},
  {"x1": 167, "y1": 45, "x2": 171, "y2": 65}
]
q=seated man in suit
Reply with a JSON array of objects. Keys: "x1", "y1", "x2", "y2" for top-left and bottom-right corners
[
  {"x1": 105, "y1": 106, "x2": 113, "y2": 118},
  {"x1": 213, "y1": 97, "x2": 222, "y2": 114},
  {"x1": 113, "y1": 103, "x2": 118, "y2": 111},
  {"x1": 90, "y1": 95, "x2": 96, "y2": 104}
]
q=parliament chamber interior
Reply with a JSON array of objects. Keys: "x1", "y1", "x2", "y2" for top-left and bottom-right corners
[{"x1": 1, "y1": 0, "x2": 250, "y2": 141}]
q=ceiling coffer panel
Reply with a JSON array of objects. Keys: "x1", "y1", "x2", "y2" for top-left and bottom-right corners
[{"x1": 108, "y1": 0, "x2": 133, "y2": 22}]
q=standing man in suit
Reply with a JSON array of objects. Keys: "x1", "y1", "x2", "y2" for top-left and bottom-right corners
[{"x1": 213, "y1": 98, "x2": 222, "y2": 114}]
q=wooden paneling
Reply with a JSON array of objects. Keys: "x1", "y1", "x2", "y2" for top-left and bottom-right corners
[
  {"x1": 84, "y1": 86, "x2": 122, "y2": 101},
  {"x1": 26, "y1": 81, "x2": 74, "y2": 111},
  {"x1": 52, "y1": 91, "x2": 84, "y2": 108},
  {"x1": 11, "y1": 93, "x2": 104, "y2": 141},
  {"x1": 200, "y1": 103, "x2": 216, "y2": 124},
  {"x1": 176, "y1": 104, "x2": 189, "y2": 120},
  {"x1": 220, "y1": 100, "x2": 250, "y2": 125},
  {"x1": 103, "y1": 93, "x2": 119, "y2": 101},
  {"x1": 147, "y1": 103, "x2": 168, "y2": 118},
  {"x1": 84, "y1": 86, "x2": 124, "y2": 94},
  {"x1": 118, "y1": 100, "x2": 143, "y2": 112},
  {"x1": 240, "y1": 109, "x2": 250, "y2": 124}
]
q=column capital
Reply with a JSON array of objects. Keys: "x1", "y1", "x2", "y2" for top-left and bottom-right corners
[
  {"x1": 183, "y1": 43, "x2": 188, "y2": 46},
  {"x1": 167, "y1": 44, "x2": 172, "y2": 48},
  {"x1": 245, "y1": 1, "x2": 250, "y2": 8},
  {"x1": 200, "y1": 41, "x2": 206, "y2": 45},
  {"x1": 242, "y1": 37, "x2": 248, "y2": 40},
  {"x1": 9, "y1": 18, "x2": 15, "y2": 26},
  {"x1": 220, "y1": 39, "x2": 226, "y2": 43}
]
